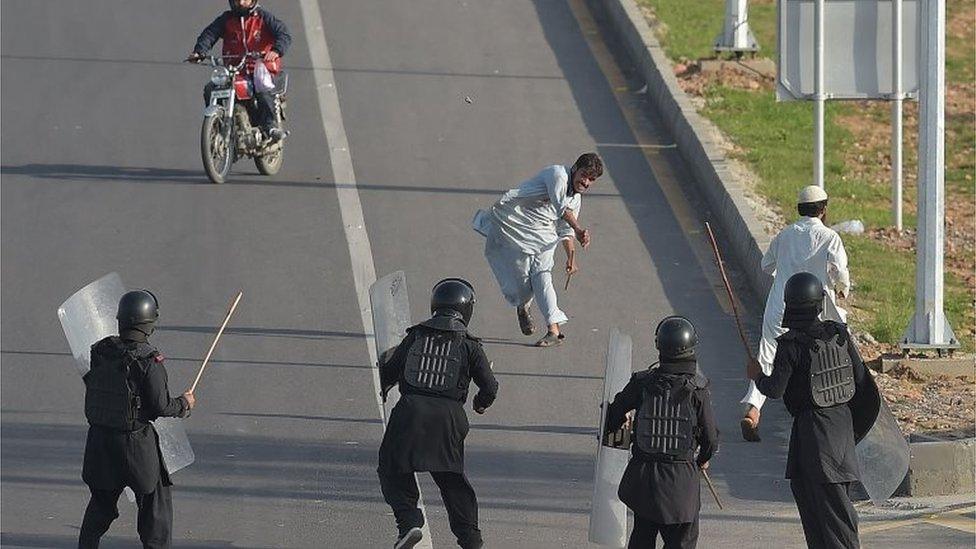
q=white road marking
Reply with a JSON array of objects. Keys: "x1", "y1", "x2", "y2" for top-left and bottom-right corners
[{"x1": 298, "y1": 2, "x2": 433, "y2": 546}]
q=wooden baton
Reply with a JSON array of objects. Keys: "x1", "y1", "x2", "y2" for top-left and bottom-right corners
[{"x1": 189, "y1": 290, "x2": 244, "y2": 394}]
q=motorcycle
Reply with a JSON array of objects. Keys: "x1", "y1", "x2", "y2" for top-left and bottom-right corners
[{"x1": 189, "y1": 53, "x2": 288, "y2": 184}]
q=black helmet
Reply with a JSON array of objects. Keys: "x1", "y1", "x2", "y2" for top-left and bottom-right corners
[
  {"x1": 784, "y1": 272, "x2": 825, "y2": 311},
  {"x1": 655, "y1": 316, "x2": 697, "y2": 359},
  {"x1": 117, "y1": 290, "x2": 159, "y2": 328},
  {"x1": 430, "y1": 278, "x2": 476, "y2": 326},
  {"x1": 228, "y1": 0, "x2": 258, "y2": 16}
]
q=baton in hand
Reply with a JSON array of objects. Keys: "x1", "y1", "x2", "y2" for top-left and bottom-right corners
[
  {"x1": 188, "y1": 290, "x2": 244, "y2": 394},
  {"x1": 701, "y1": 468, "x2": 724, "y2": 510},
  {"x1": 564, "y1": 249, "x2": 577, "y2": 291}
]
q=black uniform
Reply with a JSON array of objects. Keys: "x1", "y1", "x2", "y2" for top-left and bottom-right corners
[
  {"x1": 78, "y1": 332, "x2": 190, "y2": 549},
  {"x1": 756, "y1": 320, "x2": 873, "y2": 549},
  {"x1": 606, "y1": 359, "x2": 719, "y2": 549},
  {"x1": 377, "y1": 313, "x2": 498, "y2": 549}
]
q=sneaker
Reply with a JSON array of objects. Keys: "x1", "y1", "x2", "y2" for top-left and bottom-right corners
[
  {"x1": 394, "y1": 527, "x2": 423, "y2": 549},
  {"x1": 517, "y1": 305, "x2": 535, "y2": 336}
]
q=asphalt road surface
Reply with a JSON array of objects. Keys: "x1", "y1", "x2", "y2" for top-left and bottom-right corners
[{"x1": 2, "y1": 1, "x2": 971, "y2": 547}]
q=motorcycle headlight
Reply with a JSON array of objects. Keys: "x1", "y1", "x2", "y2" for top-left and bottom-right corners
[{"x1": 210, "y1": 67, "x2": 230, "y2": 86}]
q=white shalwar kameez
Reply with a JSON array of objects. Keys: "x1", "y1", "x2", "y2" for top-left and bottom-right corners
[
  {"x1": 473, "y1": 165, "x2": 580, "y2": 327},
  {"x1": 742, "y1": 216, "x2": 852, "y2": 410}
]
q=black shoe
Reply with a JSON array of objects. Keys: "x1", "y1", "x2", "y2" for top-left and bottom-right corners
[
  {"x1": 394, "y1": 527, "x2": 423, "y2": 549},
  {"x1": 267, "y1": 127, "x2": 287, "y2": 142}
]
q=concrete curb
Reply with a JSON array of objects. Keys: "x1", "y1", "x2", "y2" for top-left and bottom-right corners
[
  {"x1": 596, "y1": 0, "x2": 772, "y2": 298},
  {"x1": 897, "y1": 438, "x2": 976, "y2": 497}
]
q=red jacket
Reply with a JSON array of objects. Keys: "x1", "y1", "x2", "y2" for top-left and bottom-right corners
[{"x1": 193, "y1": 7, "x2": 292, "y2": 74}]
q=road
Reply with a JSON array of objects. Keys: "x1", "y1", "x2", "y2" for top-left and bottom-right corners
[{"x1": 1, "y1": 0, "x2": 971, "y2": 547}]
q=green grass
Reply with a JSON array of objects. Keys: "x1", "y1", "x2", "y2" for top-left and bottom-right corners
[
  {"x1": 647, "y1": 0, "x2": 777, "y2": 61},
  {"x1": 641, "y1": 0, "x2": 974, "y2": 350},
  {"x1": 701, "y1": 87, "x2": 916, "y2": 229},
  {"x1": 846, "y1": 236, "x2": 973, "y2": 348}
]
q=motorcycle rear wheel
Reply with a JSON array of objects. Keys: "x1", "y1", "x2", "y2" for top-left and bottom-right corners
[
  {"x1": 255, "y1": 146, "x2": 283, "y2": 176},
  {"x1": 201, "y1": 115, "x2": 232, "y2": 184}
]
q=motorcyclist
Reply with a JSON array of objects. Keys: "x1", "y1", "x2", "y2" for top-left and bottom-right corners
[{"x1": 186, "y1": 0, "x2": 292, "y2": 141}]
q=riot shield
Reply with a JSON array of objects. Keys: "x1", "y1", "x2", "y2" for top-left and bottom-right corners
[
  {"x1": 855, "y1": 396, "x2": 910, "y2": 505},
  {"x1": 588, "y1": 327, "x2": 633, "y2": 547},
  {"x1": 369, "y1": 271, "x2": 411, "y2": 422},
  {"x1": 57, "y1": 272, "x2": 126, "y2": 375},
  {"x1": 57, "y1": 273, "x2": 195, "y2": 477}
]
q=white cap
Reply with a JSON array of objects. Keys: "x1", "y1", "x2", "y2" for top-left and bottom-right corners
[{"x1": 797, "y1": 185, "x2": 828, "y2": 204}]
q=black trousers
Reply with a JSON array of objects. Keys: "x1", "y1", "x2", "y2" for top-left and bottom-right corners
[
  {"x1": 790, "y1": 478, "x2": 860, "y2": 548},
  {"x1": 78, "y1": 477, "x2": 172, "y2": 549},
  {"x1": 203, "y1": 83, "x2": 277, "y2": 131},
  {"x1": 379, "y1": 470, "x2": 483, "y2": 548},
  {"x1": 628, "y1": 514, "x2": 699, "y2": 549}
]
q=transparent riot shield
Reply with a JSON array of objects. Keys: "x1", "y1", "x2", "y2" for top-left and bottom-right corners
[
  {"x1": 57, "y1": 273, "x2": 195, "y2": 478},
  {"x1": 588, "y1": 327, "x2": 633, "y2": 547},
  {"x1": 369, "y1": 271, "x2": 411, "y2": 422},
  {"x1": 856, "y1": 397, "x2": 910, "y2": 505},
  {"x1": 58, "y1": 272, "x2": 127, "y2": 375}
]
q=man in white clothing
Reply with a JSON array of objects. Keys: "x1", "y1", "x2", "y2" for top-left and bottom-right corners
[
  {"x1": 473, "y1": 153, "x2": 603, "y2": 347},
  {"x1": 740, "y1": 185, "x2": 851, "y2": 441}
]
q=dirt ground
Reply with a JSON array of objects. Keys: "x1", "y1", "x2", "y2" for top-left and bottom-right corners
[{"x1": 871, "y1": 362, "x2": 975, "y2": 439}]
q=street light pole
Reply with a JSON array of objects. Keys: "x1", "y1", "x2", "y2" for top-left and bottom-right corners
[
  {"x1": 813, "y1": 0, "x2": 825, "y2": 188},
  {"x1": 902, "y1": 0, "x2": 958, "y2": 353}
]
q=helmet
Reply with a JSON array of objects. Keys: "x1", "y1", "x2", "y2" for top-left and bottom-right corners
[
  {"x1": 655, "y1": 316, "x2": 697, "y2": 359},
  {"x1": 117, "y1": 290, "x2": 159, "y2": 329},
  {"x1": 784, "y1": 272, "x2": 825, "y2": 312},
  {"x1": 228, "y1": 0, "x2": 258, "y2": 16},
  {"x1": 430, "y1": 278, "x2": 476, "y2": 326}
]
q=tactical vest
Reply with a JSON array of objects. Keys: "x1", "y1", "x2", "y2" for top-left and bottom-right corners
[
  {"x1": 402, "y1": 329, "x2": 466, "y2": 401},
  {"x1": 84, "y1": 339, "x2": 144, "y2": 431},
  {"x1": 809, "y1": 334, "x2": 855, "y2": 408},
  {"x1": 634, "y1": 374, "x2": 697, "y2": 459}
]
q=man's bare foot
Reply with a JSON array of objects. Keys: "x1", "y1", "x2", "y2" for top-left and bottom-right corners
[
  {"x1": 517, "y1": 305, "x2": 535, "y2": 335},
  {"x1": 740, "y1": 405, "x2": 761, "y2": 442}
]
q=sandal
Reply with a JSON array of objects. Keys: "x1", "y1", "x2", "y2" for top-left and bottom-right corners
[
  {"x1": 740, "y1": 417, "x2": 761, "y2": 442},
  {"x1": 517, "y1": 305, "x2": 535, "y2": 336},
  {"x1": 535, "y1": 332, "x2": 565, "y2": 347}
]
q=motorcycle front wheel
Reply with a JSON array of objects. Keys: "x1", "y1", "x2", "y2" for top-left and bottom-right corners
[{"x1": 201, "y1": 115, "x2": 232, "y2": 184}]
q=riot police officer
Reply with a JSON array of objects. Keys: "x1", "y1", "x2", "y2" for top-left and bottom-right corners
[
  {"x1": 78, "y1": 290, "x2": 195, "y2": 549},
  {"x1": 605, "y1": 316, "x2": 719, "y2": 549},
  {"x1": 747, "y1": 272, "x2": 879, "y2": 549},
  {"x1": 377, "y1": 278, "x2": 499, "y2": 549}
]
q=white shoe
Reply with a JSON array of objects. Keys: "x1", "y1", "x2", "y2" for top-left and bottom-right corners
[{"x1": 394, "y1": 527, "x2": 423, "y2": 549}]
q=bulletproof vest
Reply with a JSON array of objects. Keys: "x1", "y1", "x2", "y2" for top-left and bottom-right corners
[
  {"x1": 809, "y1": 334, "x2": 856, "y2": 408},
  {"x1": 634, "y1": 374, "x2": 697, "y2": 458},
  {"x1": 83, "y1": 338, "x2": 144, "y2": 431},
  {"x1": 402, "y1": 329, "x2": 466, "y2": 401}
]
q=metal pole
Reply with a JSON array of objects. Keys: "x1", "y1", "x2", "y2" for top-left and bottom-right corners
[
  {"x1": 733, "y1": 0, "x2": 748, "y2": 49},
  {"x1": 902, "y1": 0, "x2": 957, "y2": 351},
  {"x1": 813, "y1": 0, "x2": 825, "y2": 188},
  {"x1": 892, "y1": 0, "x2": 904, "y2": 231},
  {"x1": 715, "y1": 0, "x2": 758, "y2": 53}
]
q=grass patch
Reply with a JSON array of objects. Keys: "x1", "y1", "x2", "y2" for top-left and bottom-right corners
[
  {"x1": 846, "y1": 236, "x2": 973, "y2": 349},
  {"x1": 647, "y1": 0, "x2": 777, "y2": 61}
]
